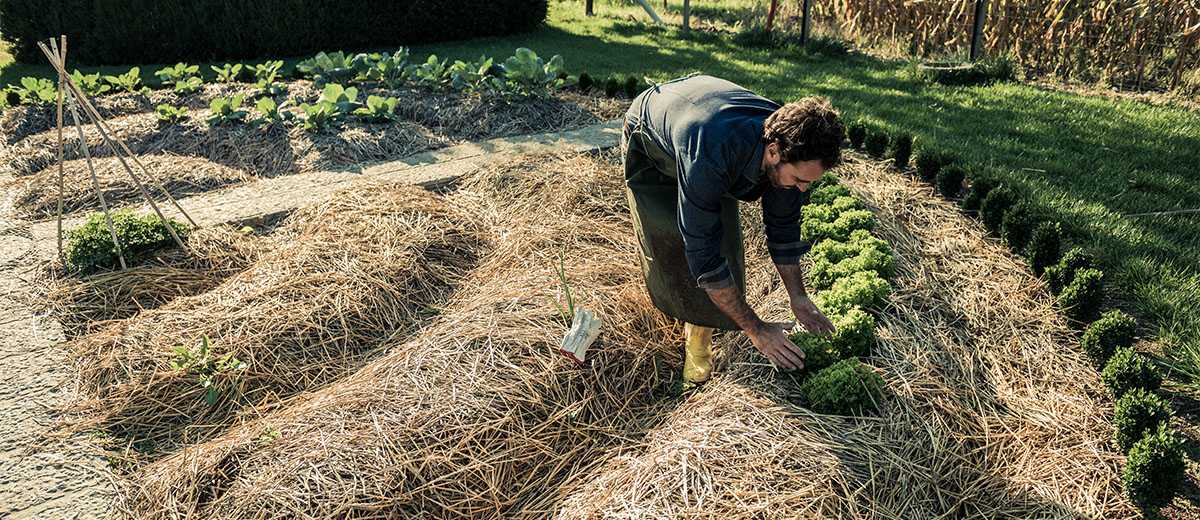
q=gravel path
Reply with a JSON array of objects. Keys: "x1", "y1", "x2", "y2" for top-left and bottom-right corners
[{"x1": 1, "y1": 175, "x2": 114, "y2": 519}]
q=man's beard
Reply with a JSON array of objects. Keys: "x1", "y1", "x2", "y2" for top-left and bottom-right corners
[{"x1": 765, "y1": 162, "x2": 783, "y2": 189}]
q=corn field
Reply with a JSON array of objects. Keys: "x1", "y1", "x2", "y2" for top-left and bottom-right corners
[{"x1": 771, "y1": 0, "x2": 1200, "y2": 91}]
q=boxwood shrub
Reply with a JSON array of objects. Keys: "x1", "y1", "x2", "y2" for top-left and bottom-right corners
[
  {"x1": 999, "y1": 202, "x2": 1036, "y2": 251},
  {"x1": 960, "y1": 177, "x2": 998, "y2": 212},
  {"x1": 847, "y1": 121, "x2": 867, "y2": 149},
  {"x1": 1113, "y1": 388, "x2": 1172, "y2": 452},
  {"x1": 1045, "y1": 247, "x2": 1096, "y2": 294},
  {"x1": 1101, "y1": 347, "x2": 1162, "y2": 399},
  {"x1": 1081, "y1": 310, "x2": 1137, "y2": 365},
  {"x1": 1122, "y1": 425, "x2": 1186, "y2": 509},
  {"x1": 1026, "y1": 221, "x2": 1062, "y2": 275},
  {"x1": 864, "y1": 131, "x2": 889, "y2": 159},
  {"x1": 891, "y1": 133, "x2": 913, "y2": 170},
  {"x1": 979, "y1": 187, "x2": 1016, "y2": 233},
  {"x1": 936, "y1": 164, "x2": 966, "y2": 199},
  {"x1": 1058, "y1": 267, "x2": 1105, "y2": 323}
]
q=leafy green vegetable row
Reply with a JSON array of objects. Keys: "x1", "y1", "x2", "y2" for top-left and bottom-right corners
[
  {"x1": 860, "y1": 124, "x2": 1185, "y2": 513},
  {"x1": 3, "y1": 47, "x2": 573, "y2": 109},
  {"x1": 783, "y1": 174, "x2": 892, "y2": 416}
]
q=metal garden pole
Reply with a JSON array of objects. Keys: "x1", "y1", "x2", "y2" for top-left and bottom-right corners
[
  {"x1": 801, "y1": 0, "x2": 813, "y2": 45},
  {"x1": 970, "y1": 0, "x2": 989, "y2": 61}
]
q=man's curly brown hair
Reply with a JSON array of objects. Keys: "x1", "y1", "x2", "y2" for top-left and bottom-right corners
[{"x1": 762, "y1": 97, "x2": 845, "y2": 169}]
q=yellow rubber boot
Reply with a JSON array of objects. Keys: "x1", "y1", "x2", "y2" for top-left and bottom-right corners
[{"x1": 682, "y1": 323, "x2": 715, "y2": 383}]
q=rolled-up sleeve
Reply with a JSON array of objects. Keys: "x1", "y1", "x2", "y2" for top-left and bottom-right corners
[
  {"x1": 762, "y1": 186, "x2": 810, "y2": 265},
  {"x1": 678, "y1": 159, "x2": 735, "y2": 290}
]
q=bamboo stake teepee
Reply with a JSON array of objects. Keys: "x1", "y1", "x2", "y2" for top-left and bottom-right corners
[{"x1": 38, "y1": 36, "x2": 197, "y2": 270}]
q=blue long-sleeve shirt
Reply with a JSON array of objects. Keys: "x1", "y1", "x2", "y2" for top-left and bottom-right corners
[{"x1": 629, "y1": 75, "x2": 810, "y2": 290}]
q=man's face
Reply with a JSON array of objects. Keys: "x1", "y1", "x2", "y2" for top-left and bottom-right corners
[{"x1": 764, "y1": 143, "x2": 825, "y2": 191}]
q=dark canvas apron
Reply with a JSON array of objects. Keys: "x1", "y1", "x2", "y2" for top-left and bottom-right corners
[{"x1": 622, "y1": 114, "x2": 746, "y2": 330}]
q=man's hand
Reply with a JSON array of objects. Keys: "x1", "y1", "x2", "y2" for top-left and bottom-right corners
[
  {"x1": 746, "y1": 322, "x2": 806, "y2": 370},
  {"x1": 792, "y1": 295, "x2": 835, "y2": 335}
]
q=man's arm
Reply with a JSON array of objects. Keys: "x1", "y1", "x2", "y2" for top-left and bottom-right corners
[
  {"x1": 762, "y1": 187, "x2": 835, "y2": 335},
  {"x1": 776, "y1": 263, "x2": 835, "y2": 335},
  {"x1": 704, "y1": 285, "x2": 806, "y2": 370}
]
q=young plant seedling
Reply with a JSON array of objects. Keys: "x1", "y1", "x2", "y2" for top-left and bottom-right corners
[
  {"x1": 156, "y1": 104, "x2": 190, "y2": 124},
  {"x1": 448, "y1": 56, "x2": 496, "y2": 93},
  {"x1": 170, "y1": 335, "x2": 248, "y2": 406},
  {"x1": 251, "y1": 97, "x2": 293, "y2": 128},
  {"x1": 411, "y1": 54, "x2": 451, "y2": 88},
  {"x1": 103, "y1": 67, "x2": 147, "y2": 94},
  {"x1": 501, "y1": 48, "x2": 566, "y2": 97},
  {"x1": 367, "y1": 48, "x2": 411, "y2": 88},
  {"x1": 10, "y1": 77, "x2": 57, "y2": 106},
  {"x1": 353, "y1": 95, "x2": 399, "y2": 122},
  {"x1": 70, "y1": 70, "x2": 111, "y2": 97},
  {"x1": 206, "y1": 95, "x2": 249, "y2": 126},
  {"x1": 211, "y1": 63, "x2": 244, "y2": 83},
  {"x1": 298, "y1": 83, "x2": 360, "y2": 131},
  {"x1": 155, "y1": 62, "x2": 202, "y2": 93},
  {"x1": 296, "y1": 51, "x2": 362, "y2": 87}
]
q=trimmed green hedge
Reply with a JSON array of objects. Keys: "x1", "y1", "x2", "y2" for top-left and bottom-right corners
[{"x1": 1, "y1": 0, "x2": 549, "y2": 65}]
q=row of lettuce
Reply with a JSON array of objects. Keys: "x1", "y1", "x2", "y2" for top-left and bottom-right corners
[
  {"x1": 781, "y1": 174, "x2": 894, "y2": 415},
  {"x1": 848, "y1": 122, "x2": 1184, "y2": 512},
  {"x1": 3, "y1": 48, "x2": 645, "y2": 133}
]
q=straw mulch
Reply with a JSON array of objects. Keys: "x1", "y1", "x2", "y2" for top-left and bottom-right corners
[
  {"x1": 4, "y1": 115, "x2": 447, "y2": 218},
  {"x1": 120, "y1": 151, "x2": 685, "y2": 519},
  {"x1": 559, "y1": 156, "x2": 1135, "y2": 519},
  {"x1": 66, "y1": 183, "x2": 484, "y2": 452},
  {"x1": 0, "y1": 83, "x2": 257, "y2": 144},
  {"x1": 92, "y1": 151, "x2": 1129, "y2": 518},
  {"x1": 44, "y1": 225, "x2": 269, "y2": 338},
  {"x1": 8, "y1": 154, "x2": 250, "y2": 219},
  {"x1": 387, "y1": 88, "x2": 624, "y2": 140}
]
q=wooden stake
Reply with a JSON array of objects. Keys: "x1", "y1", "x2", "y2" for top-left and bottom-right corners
[
  {"x1": 65, "y1": 90, "x2": 127, "y2": 270},
  {"x1": 37, "y1": 41, "x2": 192, "y2": 252},
  {"x1": 51, "y1": 36, "x2": 67, "y2": 262}
]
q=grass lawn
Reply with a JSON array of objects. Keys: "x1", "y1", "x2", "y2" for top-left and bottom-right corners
[{"x1": 3, "y1": 1, "x2": 1199, "y2": 387}]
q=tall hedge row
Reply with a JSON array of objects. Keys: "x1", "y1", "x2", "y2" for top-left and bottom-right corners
[{"x1": 1, "y1": 0, "x2": 549, "y2": 65}]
